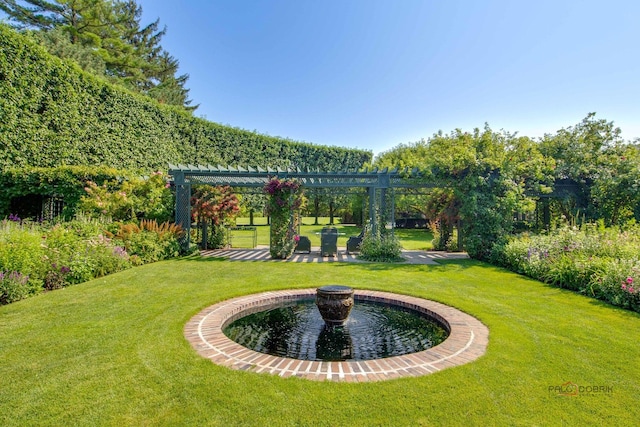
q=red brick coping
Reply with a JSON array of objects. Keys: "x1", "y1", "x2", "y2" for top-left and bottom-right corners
[{"x1": 184, "y1": 289, "x2": 489, "y2": 382}]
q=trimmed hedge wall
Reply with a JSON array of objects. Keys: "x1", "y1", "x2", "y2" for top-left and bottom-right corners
[{"x1": 0, "y1": 24, "x2": 371, "y2": 172}]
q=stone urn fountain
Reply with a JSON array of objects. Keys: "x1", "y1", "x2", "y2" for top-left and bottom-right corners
[{"x1": 316, "y1": 285, "x2": 354, "y2": 326}]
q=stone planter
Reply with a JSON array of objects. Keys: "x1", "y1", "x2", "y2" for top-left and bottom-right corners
[{"x1": 316, "y1": 285, "x2": 354, "y2": 326}]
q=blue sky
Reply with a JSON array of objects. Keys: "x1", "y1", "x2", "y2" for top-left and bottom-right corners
[{"x1": 37, "y1": 1, "x2": 640, "y2": 155}]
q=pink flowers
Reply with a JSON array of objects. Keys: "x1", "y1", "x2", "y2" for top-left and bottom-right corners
[
  {"x1": 621, "y1": 277, "x2": 636, "y2": 293},
  {"x1": 263, "y1": 178, "x2": 303, "y2": 212},
  {"x1": 263, "y1": 177, "x2": 301, "y2": 196}
]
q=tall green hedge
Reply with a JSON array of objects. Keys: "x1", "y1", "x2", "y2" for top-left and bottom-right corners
[{"x1": 0, "y1": 24, "x2": 371, "y2": 172}]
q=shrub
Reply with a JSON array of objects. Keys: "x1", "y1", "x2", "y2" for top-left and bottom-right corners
[
  {"x1": 108, "y1": 220, "x2": 183, "y2": 264},
  {"x1": 429, "y1": 221, "x2": 450, "y2": 251},
  {"x1": 0, "y1": 271, "x2": 32, "y2": 305},
  {"x1": 191, "y1": 185, "x2": 240, "y2": 250},
  {"x1": 44, "y1": 223, "x2": 94, "y2": 284},
  {"x1": 0, "y1": 220, "x2": 47, "y2": 286},
  {"x1": 0, "y1": 166, "x2": 132, "y2": 220},
  {"x1": 204, "y1": 225, "x2": 227, "y2": 249},
  {"x1": 88, "y1": 242, "x2": 132, "y2": 278},
  {"x1": 0, "y1": 215, "x2": 184, "y2": 305},
  {"x1": 359, "y1": 228, "x2": 404, "y2": 262},
  {"x1": 41, "y1": 220, "x2": 134, "y2": 285},
  {"x1": 587, "y1": 259, "x2": 640, "y2": 311},
  {"x1": 79, "y1": 172, "x2": 174, "y2": 222},
  {"x1": 539, "y1": 253, "x2": 591, "y2": 291},
  {"x1": 44, "y1": 264, "x2": 70, "y2": 290},
  {"x1": 493, "y1": 224, "x2": 640, "y2": 312}
]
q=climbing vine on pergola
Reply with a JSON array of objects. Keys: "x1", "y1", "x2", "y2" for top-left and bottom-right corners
[
  {"x1": 168, "y1": 164, "x2": 435, "y2": 251},
  {"x1": 263, "y1": 177, "x2": 304, "y2": 259}
]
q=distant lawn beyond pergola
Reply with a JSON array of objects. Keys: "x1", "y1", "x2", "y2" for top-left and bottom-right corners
[{"x1": 1, "y1": 258, "x2": 639, "y2": 425}]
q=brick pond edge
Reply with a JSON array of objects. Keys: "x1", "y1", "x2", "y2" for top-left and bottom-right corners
[{"x1": 184, "y1": 289, "x2": 489, "y2": 382}]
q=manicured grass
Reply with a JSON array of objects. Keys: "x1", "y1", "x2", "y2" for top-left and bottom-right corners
[
  {"x1": 1, "y1": 257, "x2": 639, "y2": 425},
  {"x1": 232, "y1": 217, "x2": 433, "y2": 250},
  {"x1": 393, "y1": 228, "x2": 434, "y2": 250},
  {"x1": 232, "y1": 217, "x2": 361, "y2": 248},
  {"x1": 229, "y1": 223, "x2": 361, "y2": 248}
]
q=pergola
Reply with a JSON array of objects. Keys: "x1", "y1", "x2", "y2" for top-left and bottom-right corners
[{"x1": 168, "y1": 164, "x2": 432, "y2": 249}]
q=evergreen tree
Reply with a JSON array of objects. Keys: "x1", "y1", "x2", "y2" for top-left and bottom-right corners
[
  {"x1": 0, "y1": 0, "x2": 196, "y2": 110},
  {"x1": 29, "y1": 25, "x2": 106, "y2": 75}
]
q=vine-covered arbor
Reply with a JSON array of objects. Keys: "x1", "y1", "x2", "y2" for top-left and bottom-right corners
[{"x1": 168, "y1": 164, "x2": 432, "y2": 249}]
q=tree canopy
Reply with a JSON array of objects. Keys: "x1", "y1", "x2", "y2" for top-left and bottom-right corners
[
  {"x1": 0, "y1": 0, "x2": 196, "y2": 110},
  {"x1": 375, "y1": 114, "x2": 640, "y2": 259}
]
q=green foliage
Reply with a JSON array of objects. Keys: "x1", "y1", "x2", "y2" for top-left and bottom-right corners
[
  {"x1": 42, "y1": 222, "x2": 132, "y2": 285},
  {"x1": 202, "y1": 225, "x2": 227, "y2": 249},
  {"x1": 425, "y1": 127, "x2": 527, "y2": 259},
  {"x1": 0, "y1": 165, "x2": 133, "y2": 219},
  {"x1": 79, "y1": 171, "x2": 173, "y2": 222},
  {"x1": 494, "y1": 225, "x2": 640, "y2": 312},
  {"x1": 374, "y1": 114, "x2": 639, "y2": 258},
  {"x1": 0, "y1": 271, "x2": 31, "y2": 305},
  {"x1": 0, "y1": 24, "x2": 371, "y2": 173},
  {"x1": 263, "y1": 178, "x2": 304, "y2": 259},
  {"x1": 191, "y1": 185, "x2": 240, "y2": 249},
  {"x1": 0, "y1": 216, "x2": 186, "y2": 305},
  {"x1": 590, "y1": 144, "x2": 640, "y2": 226},
  {"x1": 429, "y1": 220, "x2": 457, "y2": 251},
  {"x1": 0, "y1": 0, "x2": 195, "y2": 109},
  {"x1": 115, "y1": 229, "x2": 176, "y2": 264},
  {"x1": 375, "y1": 126, "x2": 553, "y2": 259},
  {"x1": 29, "y1": 27, "x2": 107, "y2": 76},
  {"x1": 107, "y1": 220, "x2": 183, "y2": 264},
  {"x1": 359, "y1": 228, "x2": 404, "y2": 262},
  {"x1": 539, "y1": 113, "x2": 636, "y2": 225},
  {"x1": 0, "y1": 220, "x2": 47, "y2": 288}
]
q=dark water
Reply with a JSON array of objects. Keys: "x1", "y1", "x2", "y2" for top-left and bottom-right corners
[{"x1": 223, "y1": 300, "x2": 449, "y2": 361}]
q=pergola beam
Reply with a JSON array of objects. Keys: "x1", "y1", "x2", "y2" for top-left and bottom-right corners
[{"x1": 168, "y1": 164, "x2": 431, "y2": 250}]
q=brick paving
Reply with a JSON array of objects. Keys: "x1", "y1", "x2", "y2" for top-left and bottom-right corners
[{"x1": 184, "y1": 289, "x2": 489, "y2": 382}]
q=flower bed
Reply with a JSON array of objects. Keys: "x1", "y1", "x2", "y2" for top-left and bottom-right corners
[
  {"x1": 0, "y1": 217, "x2": 183, "y2": 305},
  {"x1": 492, "y1": 224, "x2": 640, "y2": 312}
]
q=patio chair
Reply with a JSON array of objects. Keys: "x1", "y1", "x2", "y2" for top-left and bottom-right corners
[
  {"x1": 320, "y1": 227, "x2": 338, "y2": 257},
  {"x1": 346, "y1": 230, "x2": 365, "y2": 254},
  {"x1": 294, "y1": 235, "x2": 311, "y2": 253}
]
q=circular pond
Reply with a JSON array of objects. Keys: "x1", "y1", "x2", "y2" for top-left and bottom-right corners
[
  {"x1": 185, "y1": 289, "x2": 489, "y2": 382},
  {"x1": 224, "y1": 299, "x2": 449, "y2": 361}
]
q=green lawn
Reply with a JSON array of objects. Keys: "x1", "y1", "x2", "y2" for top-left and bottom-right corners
[
  {"x1": 1, "y1": 257, "x2": 639, "y2": 425},
  {"x1": 232, "y1": 217, "x2": 434, "y2": 250},
  {"x1": 392, "y1": 228, "x2": 434, "y2": 250}
]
